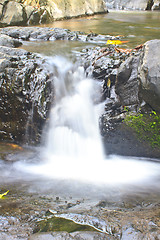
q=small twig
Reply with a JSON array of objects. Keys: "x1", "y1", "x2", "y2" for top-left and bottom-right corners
[{"x1": 92, "y1": 51, "x2": 112, "y2": 66}]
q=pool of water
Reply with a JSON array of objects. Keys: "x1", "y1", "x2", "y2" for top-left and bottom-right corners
[
  {"x1": 40, "y1": 10, "x2": 160, "y2": 48},
  {"x1": 1, "y1": 12, "x2": 160, "y2": 238}
]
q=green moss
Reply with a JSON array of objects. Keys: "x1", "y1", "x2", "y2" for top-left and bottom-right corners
[
  {"x1": 124, "y1": 110, "x2": 160, "y2": 148},
  {"x1": 34, "y1": 216, "x2": 96, "y2": 233}
]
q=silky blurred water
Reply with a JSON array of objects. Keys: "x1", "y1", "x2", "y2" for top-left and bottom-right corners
[
  {"x1": 12, "y1": 57, "x2": 160, "y2": 192},
  {"x1": 1, "y1": 11, "x2": 160, "y2": 198}
]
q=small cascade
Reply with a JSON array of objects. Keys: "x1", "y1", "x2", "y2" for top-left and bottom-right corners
[
  {"x1": 16, "y1": 56, "x2": 160, "y2": 186},
  {"x1": 45, "y1": 56, "x2": 104, "y2": 163}
]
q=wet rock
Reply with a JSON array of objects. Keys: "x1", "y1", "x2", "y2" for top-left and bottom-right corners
[
  {"x1": 0, "y1": 26, "x2": 79, "y2": 41},
  {"x1": 29, "y1": 231, "x2": 112, "y2": 240},
  {"x1": 0, "y1": 34, "x2": 22, "y2": 47},
  {"x1": 0, "y1": 232, "x2": 16, "y2": 240},
  {"x1": 0, "y1": 26, "x2": 117, "y2": 43},
  {"x1": 138, "y1": 39, "x2": 160, "y2": 112},
  {"x1": 0, "y1": 46, "x2": 53, "y2": 143},
  {"x1": 116, "y1": 55, "x2": 140, "y2": 106},
  {"x1": 71, "y1": 231, "x2": 114, "y2": 239}
]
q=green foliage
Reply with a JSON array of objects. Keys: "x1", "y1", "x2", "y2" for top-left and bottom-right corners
[{"x1": 124, "y1": 110, "x2": 160, "y2": 148}]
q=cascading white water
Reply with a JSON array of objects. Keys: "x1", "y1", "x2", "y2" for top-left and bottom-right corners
[
  {"x1": 16, "y1": 56, "x2": 160, "y2": 186},
  {"x1": 45, "y1": 56, "x2": 104, "y2": 162}
]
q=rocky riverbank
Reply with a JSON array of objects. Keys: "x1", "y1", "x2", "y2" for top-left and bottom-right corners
[
  {"x1": 80, "y1": 40, "x2": 160, "y2": 157},
  {"x1": 0, "y1": 0, "x2": 107, "y2": 27},
  {"x1": 0, "y1": 26, "x2": 160, "y2": 240},
  {"x1": 0, "y1": 142, "x2": 160, "y2": 240},
  {"x1": 104, "y1": 0, "x2": 160, "y2": 10},
  {"x1": 0, "y1": 26, "x2": 117, "y2": 144}
]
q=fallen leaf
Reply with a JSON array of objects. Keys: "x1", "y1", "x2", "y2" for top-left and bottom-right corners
[
  {"x1": 106, "y1": 40, "x2": 129, "y2": 45},
  {"x1": 0, "y1": 190, "x2": 9, "y2": 199},
  {"x1": 107, "y1": 78, "x2": 111, "y2": 88},
  {"x1": 7, "y1": 143, "x2": 23, "y2": 150}
]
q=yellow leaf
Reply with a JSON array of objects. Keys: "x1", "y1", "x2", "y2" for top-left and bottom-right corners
[
  {"x1": 106, "y1": 40, "x2": 129, "y2": 45},
  {"x1": 7, "y1": 143, "x2": 23, "y2": 150},
  {"x1": 0, "y1": 190, "x2": 9, "y2": 199},
  {"x1": 107, "y1": 78, "x2": 111, "y2": 88}
]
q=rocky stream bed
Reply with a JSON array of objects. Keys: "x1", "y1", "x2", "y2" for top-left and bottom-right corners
[{"x1": 0, "y1": 26, "x2": 160, "y2": 239}]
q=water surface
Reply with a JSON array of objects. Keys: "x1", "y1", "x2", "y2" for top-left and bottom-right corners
[
  {"x1": 1, "y1": 11, "x2": 160, "y2": 212},
  {"x1": 41, "y1": 10, "x2": 160, "y2": 48}
]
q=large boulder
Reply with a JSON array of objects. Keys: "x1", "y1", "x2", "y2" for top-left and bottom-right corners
[
  {"x1": 115, "y1": 55, "x2": 140, "y2": 106},
  {"x1": 138, "y1": 40, "x2": 160, "y2": 112},
  {"x1": 153, "y1": 0, "x2": 160, "y2": 10},
  {"x1": 0, "y1": 45, "x2": 53, "y2": 143},
  {"x1": 104, "y1": 0, "x2": 149, "y2": 10},
  {"x1": 1, "y1": 1, "x2": 27, "y2": 26},
  {"x1": 0, "y1": 0, "x2": 107, "y2": 26},
  {"x1": 23, "y1": 0, "x2": 107, "y2": 19},
  {"x1": 0, "y1": 34, "x2": 22, "y2": 47},
  {"x1": 115, "y1": 39, "x2": 160, "y2": 112},
  {"x1": 104, "y1": 0, "x2": 160, "y2": 10}
]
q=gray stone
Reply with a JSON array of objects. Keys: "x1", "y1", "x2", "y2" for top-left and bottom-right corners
[
  {"x1": 25, "y1": 5, "x2": 35, "y2": 20},
  {"x1": 0, "y1": 232, "x2": 16, "y2": 240},
  {"x1": 71, "y1": 231, "x2": 114, "y2": 239},
  {"x1": 27, "y1": 10, "x2": 41, "y2": 25},
  {"x1": 0, "y1": 45, "x2": 53, "y2": 143},
  {"x1": 104, "y1": 0, "x2": 149, "y2": 10},
  {"x1": 0, "y1": 4, "x2": 3, "y2": 19},
  {"x1": 0, "y1": 34, "x2": 22, "y2": 47},
  {"x1": 1, "y1": 1, "x2": 26, "y2": 26},
  {"x1": 138, "y1": 39, "x2": 160, "y2": 112},
  {"x1": 29, "y1": 231, "x2": 112, "y2": 240},
  {"x1": 0, "y1": 0, "x2": 8, "y2": 4},
  {"x1": 116, "y1": 55, "x2": 140, "y2": 106},
  {"x1": 40, "y1": 9, "x2": 52, "y2": 24},
  {"x1": 153, "y1": 0, "x2": 160, "y2": 10},
  {"x1": 29, "y1": 232, "x2": 56, "y2": 240},
  {"x1": 0, "y1": 58, "x2": 11, "y2": 71}
]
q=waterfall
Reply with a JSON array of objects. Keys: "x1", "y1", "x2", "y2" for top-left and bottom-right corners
[
  {"x1": 15, "y1": 56, "x2": 160, "y2": 186},
  {"x1": 44, "y1": 56, "x2": 105, "y2": 164}
]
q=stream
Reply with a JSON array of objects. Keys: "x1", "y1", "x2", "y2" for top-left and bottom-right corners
[{"x1": 0, "y1": 10, "x2": 160, "y2": 239}]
